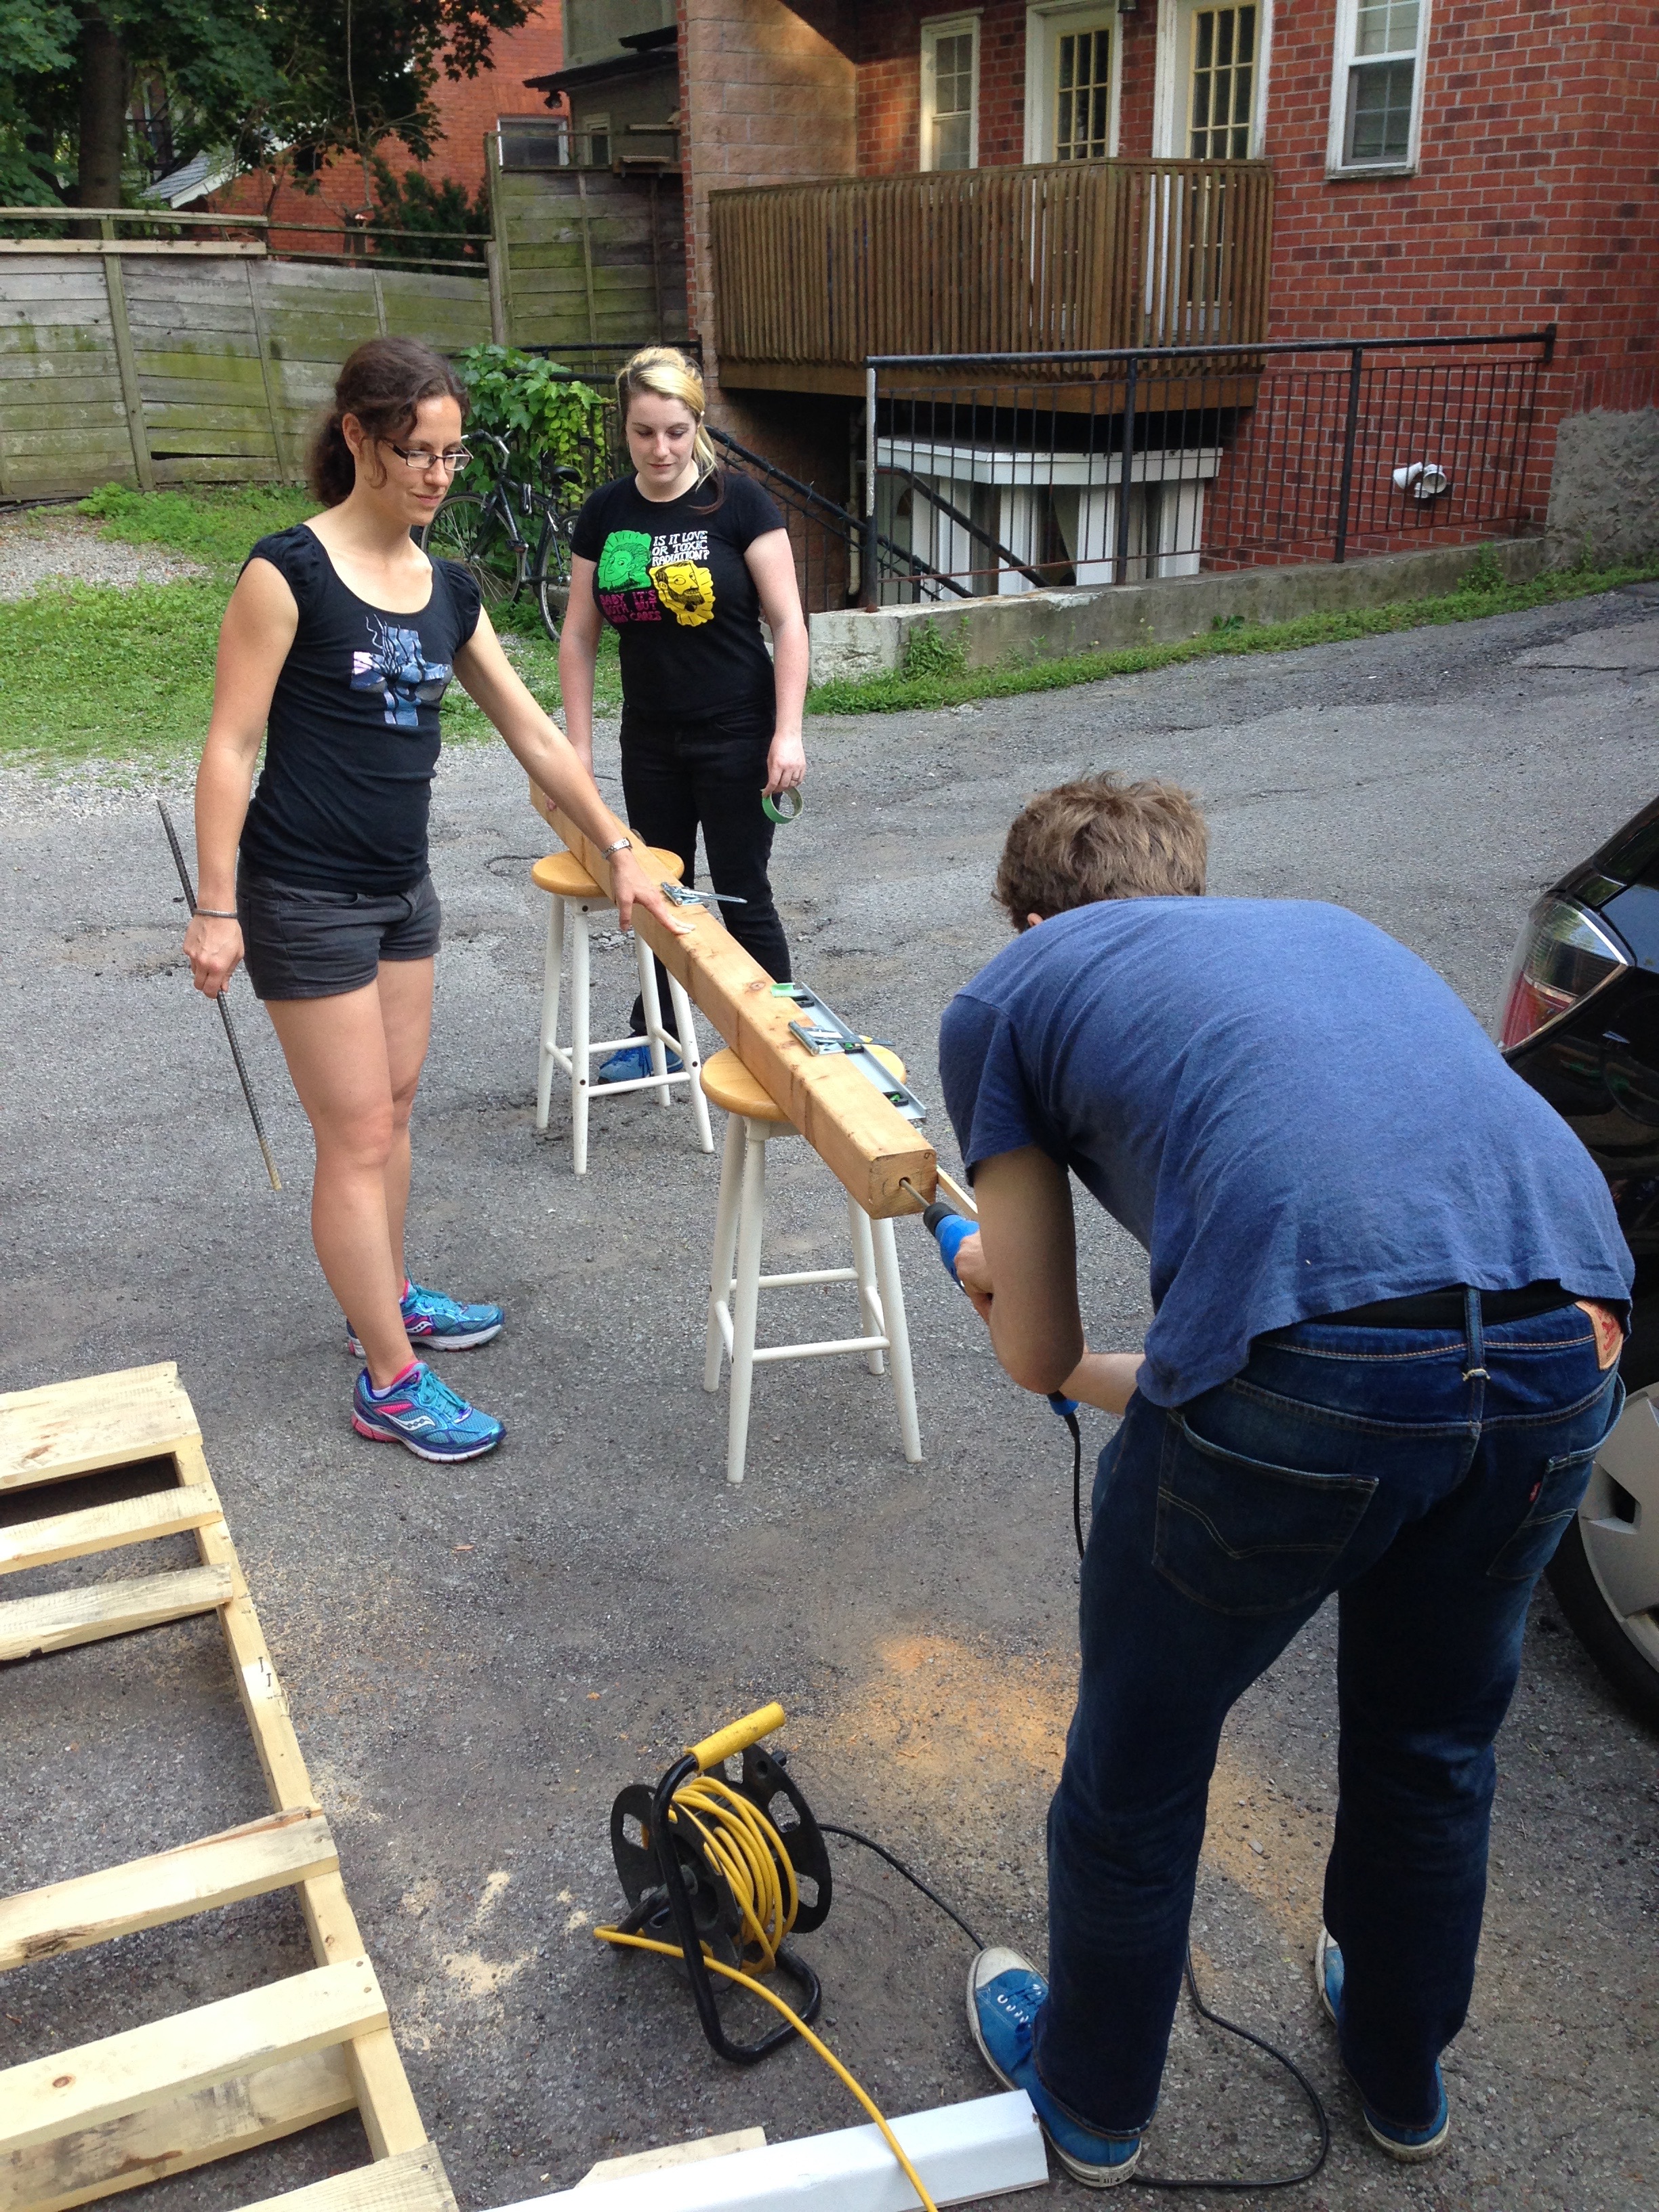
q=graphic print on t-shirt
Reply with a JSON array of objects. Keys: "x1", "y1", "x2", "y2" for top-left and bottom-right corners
[
  {"x1": 594, "y1": 526, "x2": 716, "y2": 630},
  {"x1": 350, "y1": 615, "x2": 453, "y2": 729}
]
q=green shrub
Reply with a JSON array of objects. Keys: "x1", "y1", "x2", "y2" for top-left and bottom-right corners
[
  {"x1": 903, "y1": 616, "x2": 969, "y2": 680},
  {"x1": 453, "y1": 346, "x2": 609, "y2": 489},
  {"x1": 1462, "y1": 544, "x2": 1506, "y2": 595}
]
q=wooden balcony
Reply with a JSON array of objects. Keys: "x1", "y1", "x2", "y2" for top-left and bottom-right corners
[{"x1": 710, "y1": 159, "x2": 1273, "y2": 398}]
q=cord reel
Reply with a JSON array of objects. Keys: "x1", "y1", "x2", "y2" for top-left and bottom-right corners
[{"x1": 605, "y1": 1709, "x2": 834, "y2": 2064}]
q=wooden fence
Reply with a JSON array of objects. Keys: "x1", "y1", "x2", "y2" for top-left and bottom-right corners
[
  {"x1": 710, "y1": 158, "x2": 1273, "y2": 392},
  {"x1": 490, "y1": 143, "x2": 687, "y2": 353},
  {"x1": 0, "y1": 248, "x2": 491, "y2": 500}
]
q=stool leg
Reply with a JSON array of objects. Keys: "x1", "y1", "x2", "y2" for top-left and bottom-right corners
[
  {"x1": 535, "y1": 894, "x2": 565, "y2": 1134},
  {"x1": 726, "y1": 1120, "x2": 769, "y2": 1488},
  {"x1": 670, "y1": 975, "x2": 715, "y2": 1153},
  {"x1": 571, "y1": 902, "x2": 591, "y2": 1176},
  {"x1": 636, "y1": 933, "x2": 671, "y2": 1107},
  {"x1": 872, "y1": 1216, "x2": 922, "y2": 1463},
  {"x1": 847, "y1": 1197, "x2": 886, "y2": 1376},
  {"x1": 705, "y1": 1111, "x2": 745, "y2": 1390}
]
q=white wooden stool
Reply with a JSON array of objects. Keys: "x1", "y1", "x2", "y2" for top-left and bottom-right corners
[
  {"x1": 532, "y1": 845, "x2": 714, "y2": 1175},
  {"x1": 700, "y1": 1046, "x2": 922, "y2": 1487}
]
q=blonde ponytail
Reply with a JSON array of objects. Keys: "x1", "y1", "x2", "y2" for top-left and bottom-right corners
[{"x1": 616, "y1": 345, "x2": 717, "y2": 484}]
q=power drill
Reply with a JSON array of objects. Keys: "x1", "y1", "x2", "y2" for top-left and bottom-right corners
[{"x1": 922, "y1": 1200, "x2": 1080, "y2": 1423}]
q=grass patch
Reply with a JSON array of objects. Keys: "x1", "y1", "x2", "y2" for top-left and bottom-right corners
[
  {"x1": 806, "y1": 552, "x2": 1659, "y2": 716},
  {"x1": 0, "y1": 485, "x2": 621, "y2": 765},
  {"x1": 78, "y1": 483, "x2": 318, "y2": 573}
]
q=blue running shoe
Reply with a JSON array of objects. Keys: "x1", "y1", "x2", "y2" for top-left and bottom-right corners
[
  {"x1": 968, "y1": 1948, "x2": 1144, "y2": 2187},
  {"x1": 347, "y1": 1280, "x2": 503, "y2": 1357},
  {"x1": 597, "y1": 1040, "x2": 682, "y2": 1084},
  {"x1": 1315, "y1": 1929, "x2": 1450, "y2": 2162},
  {"x1": 351, "y1": 1362, "x2": 504, "y2": 1462}
]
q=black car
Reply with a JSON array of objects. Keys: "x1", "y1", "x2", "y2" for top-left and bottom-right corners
[{"x1": 1500, "y1": 796, "x2": 1659, "y2": 1721}]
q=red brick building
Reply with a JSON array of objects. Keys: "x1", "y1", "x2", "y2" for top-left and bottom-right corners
[
  {"x1": 186, "y1": 5, "x2": 568, "y2": 255},
  {"x1": 669, "y1": 0, "x2": 1659, "y2": 584}
]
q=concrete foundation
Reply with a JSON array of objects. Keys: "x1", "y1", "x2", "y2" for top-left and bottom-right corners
[
  {"x1": 1547, "y1": 409, "x2": 1659, "y2": 569},
  {"x1": 807, "y1": 536, "x2": 1549, "y2": 687}
]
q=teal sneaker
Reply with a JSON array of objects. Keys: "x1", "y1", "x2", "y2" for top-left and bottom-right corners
[
  {"x1": 352, "y1": 1361, "x2": 504, "y2": 1462},
  {"x1": 1316, "y1": 1928, "x2": 1450, "y2": 2162},
  {"x1": 597, "y1": 1040, "x2": 682, "y2": 1084},
  {"x1": 968, "y1": 1948, "x2": 1144, "y2": 2186},
  {"x1": 347, "y1": 1279, "x2": 503, "y2": 1357}
]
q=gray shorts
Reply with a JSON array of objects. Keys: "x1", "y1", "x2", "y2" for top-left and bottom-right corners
[{"x1": 237, "y1": 871, "x2": 441, "y2": 1001}]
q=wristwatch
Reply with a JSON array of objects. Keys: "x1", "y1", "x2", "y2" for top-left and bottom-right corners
[{"x1": 599, "y1": 835, "x2": 634, "y2": 859}]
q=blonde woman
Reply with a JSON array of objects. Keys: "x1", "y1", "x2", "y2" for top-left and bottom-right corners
[{"x1": 560, "y1": 346, "x2": 808, "y2": 1081}]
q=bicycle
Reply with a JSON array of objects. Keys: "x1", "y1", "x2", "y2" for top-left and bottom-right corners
[{"x1": 415, "y1": 431, "x2": 582, "y2": 644}]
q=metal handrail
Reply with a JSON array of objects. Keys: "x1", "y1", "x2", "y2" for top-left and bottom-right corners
[{"x1": 867, "y1": 329, "x2": 1557, "y2": 367}]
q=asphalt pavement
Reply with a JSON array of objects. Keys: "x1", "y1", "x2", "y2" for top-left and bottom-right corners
[{"x1": 3, "y1": 582, "x2": 1658, "y2": 2212}]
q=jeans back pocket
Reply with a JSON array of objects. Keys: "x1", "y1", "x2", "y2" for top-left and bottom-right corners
[
  {"x1": 1486, "y1": 1376, "x2": 1623, "y2": 1583},
  {"x1": 1155, "y1": 1411, "x2": 1378, "y2": 1618}
]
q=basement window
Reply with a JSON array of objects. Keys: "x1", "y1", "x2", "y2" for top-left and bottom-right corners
[{"x1": 1328, "y1": 0, "x2": 1429, "y2": 175}]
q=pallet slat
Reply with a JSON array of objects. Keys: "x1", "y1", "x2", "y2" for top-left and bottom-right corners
[
  {"x1": 0, "y1": 1958, "x2": 388, "y2": 2153},
  {"x1": 239, "y1": 2146, "x2": 457, "y2": 2212},
  {"x1": 0, "y1": 1809, "x2": 336, "y2": 1972},
  {"x1": 0, "y1": 1364, "x2": 197, "y2": 1491},
  {"x1": 0, "y1": 1483, "x2": 221, "y2": 1574},
  {"x1": 0, "y1": 2049, "x2": 356, "y2": 2212},
  {"x1": 0, "y1": 1563, "x2": 234, "y2": 1661}
]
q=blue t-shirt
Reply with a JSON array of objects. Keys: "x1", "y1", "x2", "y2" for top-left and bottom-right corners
[{"x1": 939, "y1": 898, "x2": 1633, "y2": 1408}]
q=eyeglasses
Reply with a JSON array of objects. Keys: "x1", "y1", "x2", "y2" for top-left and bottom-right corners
[{"x1": 385, "y1": 443, "x2": 472, "y2": 474}]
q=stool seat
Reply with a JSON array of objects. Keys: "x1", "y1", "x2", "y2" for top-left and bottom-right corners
[
  {"x1": 700, "y1": 1043, "x2": 906, "y2": 1125},
  {"x1": 531, "y1": 844, "x2": 684, "y2": 903}
]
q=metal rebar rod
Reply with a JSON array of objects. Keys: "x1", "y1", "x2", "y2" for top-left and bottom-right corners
[{"x1": 158, "y1": 802, "x2": 282, "y2": 1193}]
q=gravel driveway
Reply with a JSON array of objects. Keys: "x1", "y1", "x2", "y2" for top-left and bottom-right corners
[
  {"x1": 0, "y1": 505, "x2": 206, "y2": 597},
  {"x1": 3, "y1": 582, "x2": 1658, "y2": 2212}
]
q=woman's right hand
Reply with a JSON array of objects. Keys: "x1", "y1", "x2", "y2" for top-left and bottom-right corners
[{"x1": 185, "y1": 913, "x2": 244, "y2": 998}]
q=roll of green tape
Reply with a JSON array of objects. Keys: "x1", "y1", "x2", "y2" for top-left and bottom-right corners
[{"x1": 762, "y1": 787, "x2": 804, "y2": 826}]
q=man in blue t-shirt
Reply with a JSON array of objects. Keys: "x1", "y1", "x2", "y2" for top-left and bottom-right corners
[{"x1": 943, "y1": 774, "x2": 1629, "y2": 2186}]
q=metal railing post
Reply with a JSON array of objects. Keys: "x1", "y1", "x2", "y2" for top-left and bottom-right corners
[
  {"x1": 1334, "y1": 344, "x2": 1364, "y2": 564},
  {"x1": 862, "y1": 361, "x2": 879, "y2": 611},
  {"x1": 1113, "y1": 350, "x2": 1139, "y2": 583}
]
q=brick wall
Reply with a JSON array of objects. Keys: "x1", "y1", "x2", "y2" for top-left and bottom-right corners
[{"x1": 679, "y1": 0, "x2": 857, "y2": 478}]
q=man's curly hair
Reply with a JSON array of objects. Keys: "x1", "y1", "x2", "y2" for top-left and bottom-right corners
[{"x1": 994, "y1": 773, "x2": 1208, "y2": 926}]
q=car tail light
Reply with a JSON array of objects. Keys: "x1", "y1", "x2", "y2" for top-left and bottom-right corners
[{"x1": 1496, "y1": 895, "x2": 1631, "y2": 1050}]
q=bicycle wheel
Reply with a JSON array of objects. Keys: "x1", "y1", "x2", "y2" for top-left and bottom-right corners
[
  {"x1": 418, "y1": 493, "x2": 521, "y2": 616},
  {"x1": 533, "y1": 512, "x2": 575, "y2": 645}
]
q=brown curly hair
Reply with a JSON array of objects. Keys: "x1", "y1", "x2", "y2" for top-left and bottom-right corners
[
  {"x1": 308, "y1": 336, "x2": 468, "y2": 507},
  {"x1": 994, "y1": 773, "x2": 1208, "y2": 926}
]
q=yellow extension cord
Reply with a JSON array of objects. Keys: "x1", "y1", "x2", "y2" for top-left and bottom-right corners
[{"x1": 594, "y1": 1770, "x2": 941, "y2": 2212}]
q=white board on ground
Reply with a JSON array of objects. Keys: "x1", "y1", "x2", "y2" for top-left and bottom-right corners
[{"x1": 493, "y1": 2091, "x2": 1046, "y2": 2211}]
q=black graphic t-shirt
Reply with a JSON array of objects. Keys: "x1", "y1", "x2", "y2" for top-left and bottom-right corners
[
  {"x1": 569, "y1": 470, "x2": 786, "y2": 720},
  {"x1": 238, "y1": 524, "x2": 482, "y2": 893}
]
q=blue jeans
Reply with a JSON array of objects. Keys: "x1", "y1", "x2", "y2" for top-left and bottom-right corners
[{"x1": 1033, "y1": 1296, "x2": 1621, "y2": 2138}]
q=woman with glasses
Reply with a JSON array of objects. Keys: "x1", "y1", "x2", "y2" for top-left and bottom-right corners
[{"x1": 183, "y1": 335, "x2": 689, "y2": 1463}]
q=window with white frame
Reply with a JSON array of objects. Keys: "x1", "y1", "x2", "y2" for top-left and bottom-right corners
[
  {"x1": 922, "y1": 14, "x2": 981, "y2": 171},
  {"x1": 1329, "y1": 0, "x2": 1427, "y2": 171},
  {"x1": 1024, "y1": 3, "x2": 1119, "y2": 163},
  {"x1": 1189, "y1": 5, "x2": 1256, "y2": 157}
]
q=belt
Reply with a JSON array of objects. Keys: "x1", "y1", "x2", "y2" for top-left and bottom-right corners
[{"x1": 1315, "y1": 1282, "x2": 1576, "y2": 1330}]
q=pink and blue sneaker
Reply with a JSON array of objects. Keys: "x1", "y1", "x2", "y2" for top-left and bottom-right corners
[
  {"x1": 347, "y1": 1279, "x2": 504, "y2": 1357},
  {"x1": 351, "y1": 1361, "x2": 505, "y2": 1462},
  {"x1": 968, "y1": 1948, "x2": 1145, "y2": 2186}
]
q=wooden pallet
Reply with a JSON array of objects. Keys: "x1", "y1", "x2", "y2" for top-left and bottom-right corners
[{"x1": 0, "y1": 1364, "x2": 455, "y2": 2212}]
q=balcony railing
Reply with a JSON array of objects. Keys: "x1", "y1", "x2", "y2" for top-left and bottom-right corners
[{"x1": 710, "y1": 159, "x2": 1273, "y2": 387}]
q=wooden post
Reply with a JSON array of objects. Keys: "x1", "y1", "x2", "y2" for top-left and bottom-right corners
[
  {"x1": 485, "y1": 240, "x2": 508, "y2": 343},
  {"x1": 577, "y1": 170, "x2": 598, "y2": 344},
  {"x1": 100, "y1": 219, "x2": 155, "y2": 493},
  {"x1": 245, "y1": 259, "x2": 289, "y2": 481},
  {"x1": 486, "y1": 133, "x2": 515, "y2": 344},
  {"x1": 529, "y1": 782, "x2": 936, "y2": 1218},
  {"x1": 371, "y1": 268, "x2": 388, "y2": 336}
]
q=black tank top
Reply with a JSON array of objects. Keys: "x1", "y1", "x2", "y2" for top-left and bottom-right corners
[{"x1": 238, "y1": 524, "x2": 482, "y2": 894}]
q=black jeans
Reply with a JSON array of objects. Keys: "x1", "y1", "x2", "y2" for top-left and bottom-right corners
[{"x1": 619, "y1": 699, "x2": 792, "y2": 1035}]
